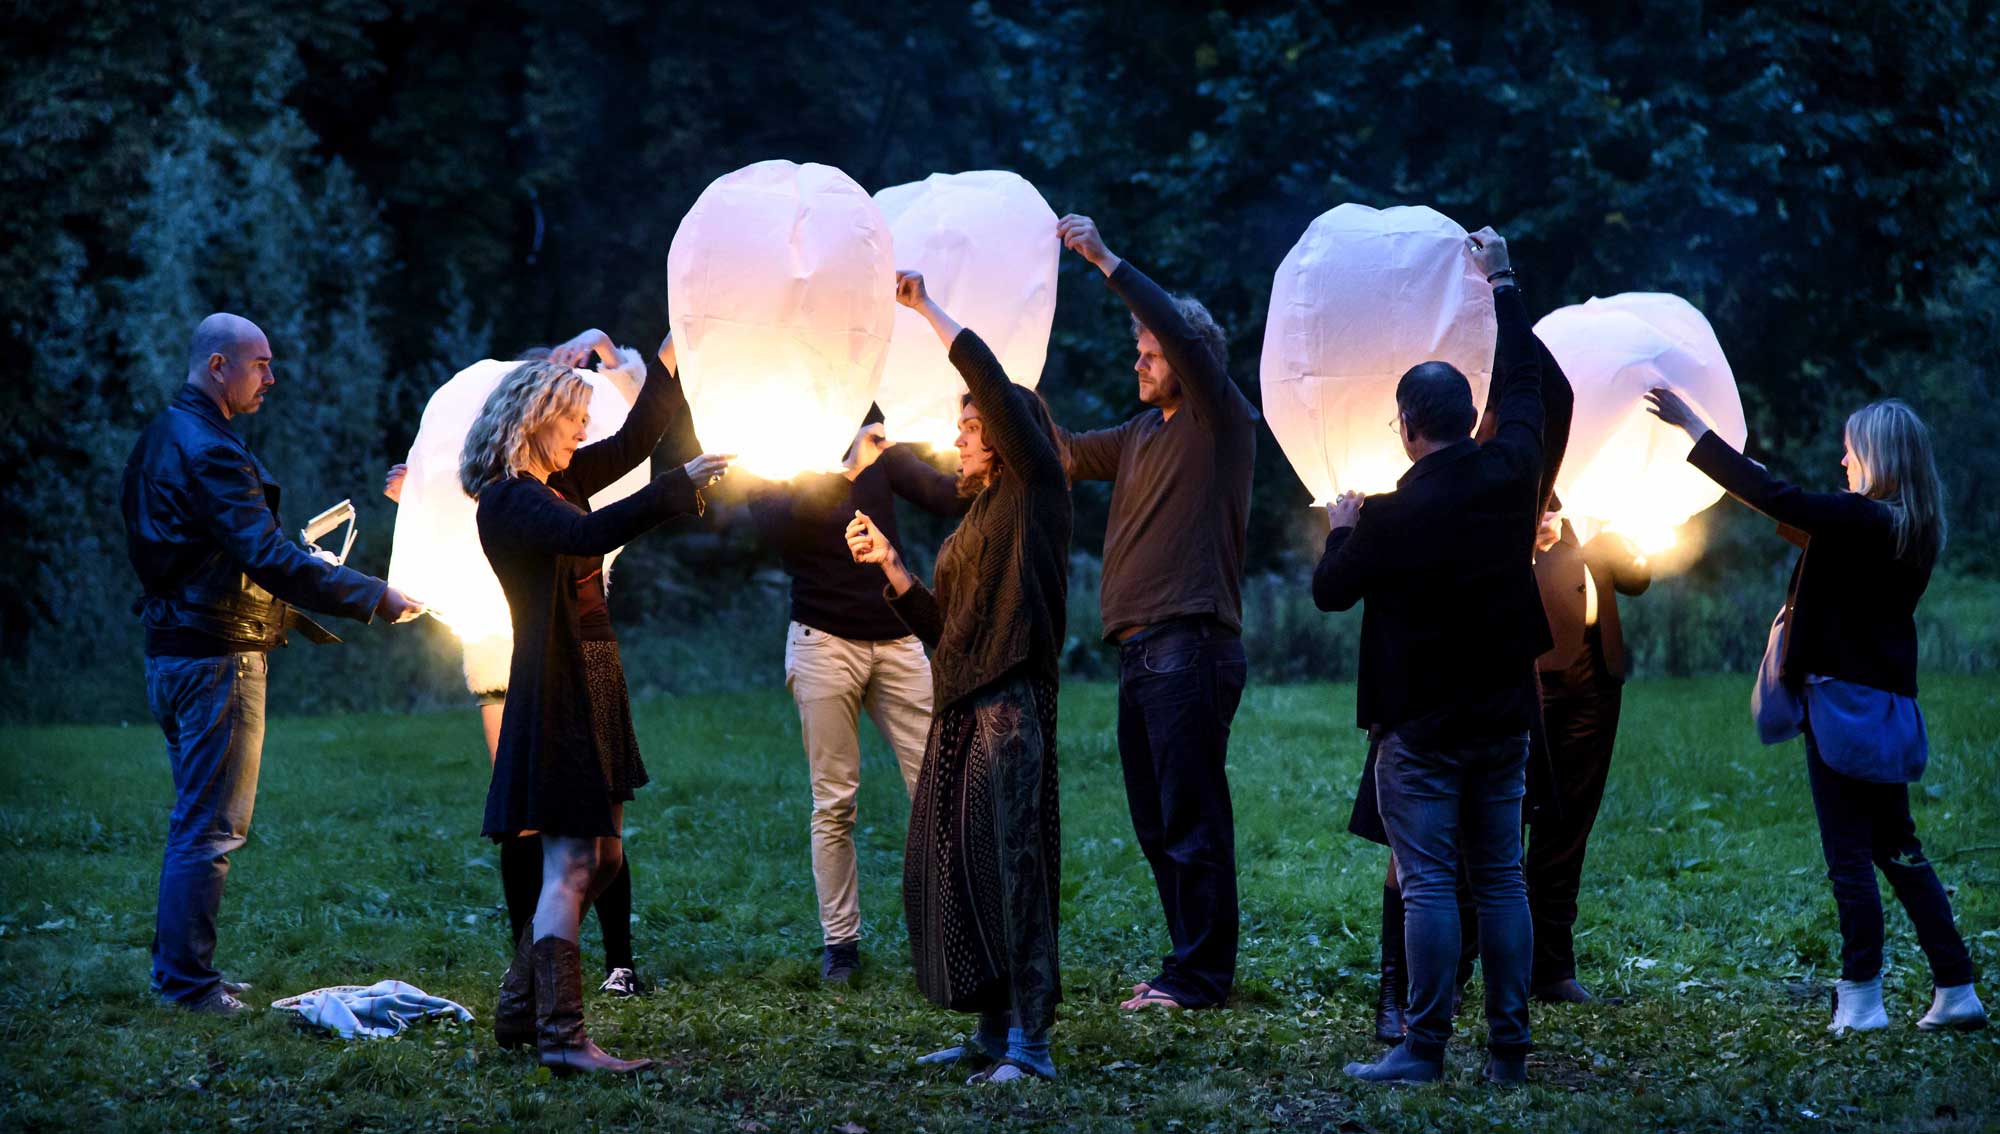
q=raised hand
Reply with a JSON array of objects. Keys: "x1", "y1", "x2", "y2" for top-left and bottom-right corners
[
  {"x1": 1644, "y1": 387, "x2": 1711, "y2": 442},
  {"x1": 1056, "y1": 213, "x2": 1122, "y2": 276},
  {"x1": 656, "y1": 330, "x2": 676, "y2": 374},
  {"x1": 383, "y1": 462, "x2": 407, "y2": 503},
  {"x1": 847, "y1": 423, "x2": 892, "y2": 477},
  {"x1": 1466, "y1": 226, "x2": 1511, "y2": 280},
  {"x1": 682, "y1": 452, "x2": 733, "y2": 488},
  {"x1": 895, "y1": 270, "x2": 930, "y2": 309},
  {"x1": 1326, "y1": 489, "x2": 1365, "y2": 531},
  {"x1": 549, "y1": 328, "x2": 614, "y2": 370}
]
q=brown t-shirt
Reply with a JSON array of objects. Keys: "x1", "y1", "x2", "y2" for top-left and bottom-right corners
[{"x1": 1060, "y1": 262, "x2": 1257, "y2": 640}]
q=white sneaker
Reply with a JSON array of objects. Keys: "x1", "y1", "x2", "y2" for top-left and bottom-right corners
[
  {"x1": 1917, "y1": 983, "x2": 1988, "y2": 1031},
  {"x1": 1829, "y1": 978, "x2": 1889, "y2": 1034},
  {"x1": 598, "y1": 967, "x2": 640, "y2": 997}
]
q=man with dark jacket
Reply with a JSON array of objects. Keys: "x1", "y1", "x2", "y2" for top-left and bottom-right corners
[
  {"x1": 1313, "y1": 229, "x2": 1547, "y2": 1085},
  {"x1": 122, "y1": 312, "x2": 423, "y2": 1015},
  {"x1": 1527, "y1": 512, "x2": 1650, "y2": 1002},
  {"x1": 1052, "y1": 214, "x2": 1257, "y2": 1012}
]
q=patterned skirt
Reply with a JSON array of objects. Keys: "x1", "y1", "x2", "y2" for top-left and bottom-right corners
[
  {"x1": 903, "y1": 671, "x2": 1062, "y2": 1032},
  {"x1": 580, "y1": 640, "x2": 648, "y2": 799}
]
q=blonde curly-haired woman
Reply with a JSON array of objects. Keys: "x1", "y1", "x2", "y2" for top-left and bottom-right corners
[{"x1": 463, "y1": 335, "x2": 728, "y2": 1075}]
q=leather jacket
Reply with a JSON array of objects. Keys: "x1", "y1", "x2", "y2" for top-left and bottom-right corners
[{"x1": 121, "y1": 385, "x2": 387, "y2": 654}]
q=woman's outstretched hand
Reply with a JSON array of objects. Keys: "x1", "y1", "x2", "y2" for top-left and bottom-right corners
[
  {"x1": 682, "y1": 452, "x2": 733, "y2": 488},
  {"x1": 846, "y1": 510, "x2": 915, "y2": 595},
  {"x1": 1644, "y1": 387, "x2": 1712, "y2": 443}
]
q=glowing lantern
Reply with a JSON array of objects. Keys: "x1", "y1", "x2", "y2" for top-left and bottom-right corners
[
  {"x1": 872, "y1": 171, "x2": 1059, "y2": 447},
  {"x1": 387, "y1": 359, "x2": 649, "y2": 689},
  {"x1": 1260, "y1": 204, "x2": 1496, "y2": 504},
  {"x1": 1534, "y1": 293, "x2": 1747, "y2": 553},
  {"x1": 667, "y1": 160, "x2": 896, "y2": 478}
]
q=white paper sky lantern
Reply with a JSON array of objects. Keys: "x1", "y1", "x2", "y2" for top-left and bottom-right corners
[
  {"x1": 667, "y1": 160, "x2": 896, "y2": 478},
  {"x1": 1260, "y1": 204, "x2": 1496, "y2": 503},
  {"x1": 1535, "y1": 293, "x2": 1747, "y2": 553},
  {"x1": 387, "y1": 359, "x2": 649, "y2": 676},
  {"x1": 872, "y1": 170, "x2": 1059, "y2": 448}
]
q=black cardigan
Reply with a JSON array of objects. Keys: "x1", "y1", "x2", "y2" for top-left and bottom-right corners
[
  {"x1": 1687, "y1": 431, "x2": 1930, "y2": 696},
  {"x1": 477, "y1": 365, "x2": 701, "y2": 836},
  {"x1": 886, "y1": 330, "x2": 1072, "y2": 711}
]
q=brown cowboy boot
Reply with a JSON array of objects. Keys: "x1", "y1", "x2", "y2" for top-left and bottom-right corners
[
  {"x1": 494, "y1": 924, "x2": 535, "y2": 1050},
  {"x1": 531, "y1": 936, "x2": 653, "y2": 1076}
]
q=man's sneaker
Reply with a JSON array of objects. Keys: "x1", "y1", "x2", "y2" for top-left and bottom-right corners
[
  {"x1": 821, "y1": 942, "x2": 861, "y2": 984},
  {"x1": 183, "y1": 988, "x2": 248, "y2": 1017},
  {"x1": 599, "y1": 967, "x2": 641, "y2": 997}
]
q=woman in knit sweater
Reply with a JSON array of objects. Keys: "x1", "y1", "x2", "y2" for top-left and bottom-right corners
[
  {"x1": 464, "y1": 344, "x2": 729, "y2": 1075},
  {"x1": 846, "y1": 270, "x2": 1073, "y2": 1084}
]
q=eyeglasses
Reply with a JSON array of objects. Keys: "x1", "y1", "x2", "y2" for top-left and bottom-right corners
[{"x1": 1386, "y1": 412, "x2": 1402, "y2": 434}]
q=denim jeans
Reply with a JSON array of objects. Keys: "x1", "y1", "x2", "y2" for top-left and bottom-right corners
[
  {"x1": 146, "y1": 652, "x2": 268, "y2": 1004},
  {"x1": 1116, "y1": 617, "x2": 1246, "y2": 1007},
  {"x1": 1804, "y1": 714, "x2": 1974, "y2": 987},
  {"x1": 1376, "y1": 726, "x2": 1532, "y2": 1060}
]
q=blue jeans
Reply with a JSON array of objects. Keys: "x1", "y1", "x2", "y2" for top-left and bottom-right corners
[
  {"x1": 1116, "y1": 617, "x2": 1246, "y2": 1007},
  {"x1": 146, "y1": 652, "x2": 268, "y2": 1005},
  {"x1": 1376, "y1": 726, "x2": 1532, "y2": 1060}
]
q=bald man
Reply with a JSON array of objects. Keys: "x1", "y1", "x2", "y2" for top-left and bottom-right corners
[{"x1": 122, "y1": 313, "x2": 424, "y2": 1016}]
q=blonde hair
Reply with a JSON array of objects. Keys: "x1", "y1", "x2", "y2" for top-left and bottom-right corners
[
  {"x1": 459, "y1": 361, "x2": 593, "y2": 496},
  {"x1": 1844, "y1": 399, "x2": 1946, "y2": 564}
]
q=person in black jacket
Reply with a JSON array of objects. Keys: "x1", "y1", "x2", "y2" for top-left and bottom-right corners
[
  {"x1": 747, "y1": 410, "x2": 966, "y2": 984},
  {"x1": 122, "y1": 313, "x2": 426, "y2": 1016},
  {"x1": 468, "y1": 341, "x2": 730, "y2": 1076},
  {"x1": 1313, "y1": 229, "x2": 1547, "y2": 1086},
  {"x1": 1648, "y1": 389, "x2": 1985, "y2": 1034},
  {"x1": 846, "y1": 270, "x2": 1072, "y2": 1085}
]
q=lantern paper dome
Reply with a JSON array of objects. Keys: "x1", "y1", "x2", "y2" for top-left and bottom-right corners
[
  {"x1": 872, "y1": 170, "x2": 1059, "y2": 448},
  {"x1": 1260, "y1": 204, "x2": 1496, "y2": 503},
  {"x1": 387, "y1": 359, "x2": 649, "y2": 673},
  {"x1": 1535, "y1": 292, "x2": 1747, "y2": 553},
  {"x1": 667, "y1": 160, "x2": 897, "y2": 478}
]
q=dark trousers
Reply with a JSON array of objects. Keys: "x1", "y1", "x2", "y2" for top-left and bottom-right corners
[
  {"x1": 145, "y1": 652, "x2": 268, "y2": 1005},
  {"x1": 1524, "y1": 636, "x2": 1621, "y2": 986},
  {"x1": 1376, "y1": 726, "x2": 1532, "y2": 1060},
  {"x1": 1116, "y1": 617, "x2": 1246, "y2": 1007},
  {"x1": 1804, "y1": 716, "x2": 1974, "y2": 987}
]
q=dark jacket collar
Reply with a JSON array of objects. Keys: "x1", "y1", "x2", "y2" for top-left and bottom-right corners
[
  {"x1": 1397, "y1": 437, "x2": 1477, "y2": 488},
  {"x1": 171, "y1": 383, "x2": 235, "y2": 434}
]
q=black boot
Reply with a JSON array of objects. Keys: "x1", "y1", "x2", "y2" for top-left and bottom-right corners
[
  {"x1": 494, "y1": 924, "x2": 535, "y2": 1050},
  {"x1": 1375, "y1": 885, "x2": 1409, "y2": 1044},
  {"x1": 532, "y1": 937, "x2": 653, "y2": 1076}
]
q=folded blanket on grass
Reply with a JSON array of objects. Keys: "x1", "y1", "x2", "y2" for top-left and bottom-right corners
[{"x1": 273, "y1": 980, "x2": 473, "y2": 1040}]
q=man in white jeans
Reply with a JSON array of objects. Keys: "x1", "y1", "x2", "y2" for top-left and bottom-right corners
[{"x1": 750, "y1": 414, "x2": 964, "y2": 981}]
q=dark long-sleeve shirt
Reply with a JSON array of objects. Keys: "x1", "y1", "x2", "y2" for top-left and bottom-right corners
[
  {"x1": 748, "y1": 445, "x2": 966, "y2": 641},
  {"x1": 886, "y1": 330, "x2": 1072, "y2": 711},
  {"x1": 1058, "y1": 261, "x2": 1257, "y2": 640},
  {"x1": 1312, "y1": 284, "x2": 1551, "y2": 742}
]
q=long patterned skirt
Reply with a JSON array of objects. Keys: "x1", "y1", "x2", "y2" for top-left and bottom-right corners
[{"x1": 903, "y1": 672, "x2": 1062, "y2": 1033}]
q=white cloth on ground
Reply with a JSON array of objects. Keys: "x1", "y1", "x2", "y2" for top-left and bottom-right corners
[{"x1": 276, "y1": 980, "x2": 473, "y2": 1040}]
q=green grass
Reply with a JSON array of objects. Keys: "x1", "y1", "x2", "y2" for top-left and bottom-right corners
[{"x1": 1, "y1": 676, "x2": 1996, "y2": 1133}]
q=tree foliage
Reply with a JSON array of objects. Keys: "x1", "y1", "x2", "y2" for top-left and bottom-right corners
[{"x1": 3, "y1": 1, "x2": 1996, "y2": 701}]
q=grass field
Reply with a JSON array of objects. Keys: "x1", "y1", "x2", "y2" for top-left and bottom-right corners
[{"x1": 1, "y1": 676, "x2": 1995, "y2": 1133}]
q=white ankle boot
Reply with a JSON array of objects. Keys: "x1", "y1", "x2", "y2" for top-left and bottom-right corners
[
  {"x1": 1829, "y1": 977, "x2": 1889, "y2": 1033},
  {"x1": 1917, "y1": 983, "x2": 1988, "y2": 1031}
]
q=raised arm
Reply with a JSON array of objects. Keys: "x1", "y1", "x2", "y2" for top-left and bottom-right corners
[
  {"x1": 1312, "y1": 501, "x2": 1382, "y2": 613},
  {"x1": 563, "y1": 333, "x2": 689, "y2": 499},
  {"x1": 1052, "y1": 420, "x2": 1128, "y2": 482},
  {"x1": 1581, "y1": 530, "x2": 1652, "y2": 597},
  {"x1": 1472, "y1": 231, "x2": 1545, "y2": 487},
  {"x1": 1060, "y1": 214, "x2": 1251, "y2": 431},
  {"x1": 488, "y1": 467, "x2": 701, "y2": 558},
  {"x1": 896, "y1": 271, "x2": 1065, "y2": 488},
  {"x1": 187, "y1": 441, "x2": 388, "y2": 622}
]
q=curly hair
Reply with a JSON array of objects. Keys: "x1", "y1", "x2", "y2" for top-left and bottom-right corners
[
  {"x1": 1130, "y1": 294, "x2": 1228, "y2": 373},
  {"x1": 459, "y1": 361, "x2": 594, "y2": 497}
]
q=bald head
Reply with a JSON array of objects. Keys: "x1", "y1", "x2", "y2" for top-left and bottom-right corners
[{"x1": 186, "y1": 313, "x2": 274, "y2": 418}]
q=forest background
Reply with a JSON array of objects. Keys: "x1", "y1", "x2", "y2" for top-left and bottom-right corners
[{"x1": 5, "y1": 0, "x2": 1998, "y2": 723}]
